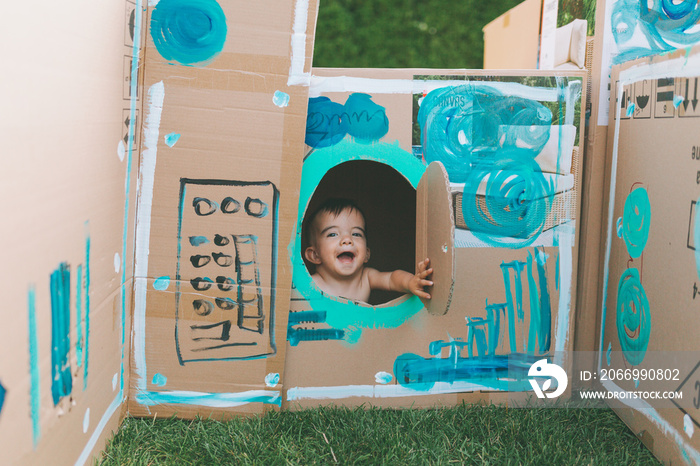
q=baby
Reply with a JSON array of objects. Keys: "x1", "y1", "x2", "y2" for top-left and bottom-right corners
[{"x1": 304, "y1": 198, "x2": 433, "y2": 303}]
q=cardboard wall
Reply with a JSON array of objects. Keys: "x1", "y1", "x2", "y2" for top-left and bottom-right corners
[
  {"x1": 1, "y1": 0, "x2": 144, "y2": 463},
  {"x1": 482, "y1": 0, "x2": 542, "y2": 70},
  {"x1": 126, "y1": 0, "x2": 319, "y2": 420},
  {"x1": 598, "y1": 47, "x2": 700, "y2": 465},
  {"x1": 284, "y1": 68, "x2": 586, "y2": 409},
  {"x1": 576, "y1": 0, "x2": 698, "y2": 463}
]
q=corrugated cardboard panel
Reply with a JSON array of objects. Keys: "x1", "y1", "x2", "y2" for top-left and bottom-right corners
[
  {"x1": 416, "y1": 161, "x2": 455, "y2": 315},
  {"x1": 283, "y1": 68, "x2": 585, "y2": 408},
  {"x1": 599, "y1": 47, "x2": 700, "y2": 464},
  {"x1": 1, "y1": 0, "x2": 144, "y2": 463},
  {"x1": 482, "y1": 0, "x2": 542, "y2": 70},
  {"x1": 127, "y1": 0, "x2": 319, "y2": 419}
]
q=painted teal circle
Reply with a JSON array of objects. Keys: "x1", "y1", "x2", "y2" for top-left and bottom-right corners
[
  {"x1": 616, "y1": 268, "x2": 650, "y2": 366},
  {"x1": 150, "y1": 0, "x2": 227, "y2": 66},
  {"x1": 622, "y1": 187, "x2": 651, "y2": 258},
  {"x1": 291, "y1": 139, "x2": 426, "y2": 343}
]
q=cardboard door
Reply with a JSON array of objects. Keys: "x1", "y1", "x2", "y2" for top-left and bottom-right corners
[{"x1": 416, "y1": 161, "x2": 455, "y2": 315}]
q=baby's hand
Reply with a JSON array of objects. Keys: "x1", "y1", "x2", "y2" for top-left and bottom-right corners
[{"x1": 409, "y1": 258, "x2": 433, "y2": 299}]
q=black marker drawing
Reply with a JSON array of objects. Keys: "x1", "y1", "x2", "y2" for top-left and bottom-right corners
[{"x1": 175, "y1": 179, "x2": 279, "y2": 364}]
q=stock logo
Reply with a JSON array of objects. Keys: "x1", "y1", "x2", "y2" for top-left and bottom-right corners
[{"x1": 528, "y1": 359, "x2": 568, "y2": 399}]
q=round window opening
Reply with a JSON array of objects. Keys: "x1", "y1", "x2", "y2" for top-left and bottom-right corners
[{"x1": 301, "y1": 160, "x2": 417, "y2": 305}]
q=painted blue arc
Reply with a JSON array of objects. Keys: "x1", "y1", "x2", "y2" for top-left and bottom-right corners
[
  {"x1": 150, "y1": 0, "x2": 227, "y2": 66},
  {"x1": 290, "y1": 139, "x2": 426, "y2": 343}
]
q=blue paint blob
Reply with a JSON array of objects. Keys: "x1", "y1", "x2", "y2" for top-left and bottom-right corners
[
  {"x1": 153, "y1": 276, "x2": 171, "y2": 291},
  {"x1": 84, "y1": 231, "x2": 91, "y2": 390},
  {"x1": 634, "y1": 378, "x2": 640, "y2": 388},
  {"x1": 152, "y1": 373, "x2": 167, "y2": 387},
  {"x1": 611, "y1": 0, "x2": 700, "y2": 64},
  {"x1": 165, "y1": 132, "x2": 181, "y2": 147},
  {"x1": 606, "y1": 342, "x2": 612, "y2": 366},
  {"x1": 273, "y1": 90, "x2": 290, "y2": 108},
  {"x1": 265, "y1": 373, "x2": 280, "y2": 387},
  {"x1": 616, "y1": 268, "x2": 651, "y2": 365},
  {"x1": 150, "y1": 0, "x2": 227, "y2": 66},
  {"x1": 622, "y1": 187, "x2": 651, "y2": 258},
  {"x1": 136, "y1": 390, "x2": 281, "y2": 407},
  {"x1": 343, "y1": 93, "x2": 389, "y2": 142},
  {"x1": 393, "y1": 351, "x2": 538, "y2": 392},
  {"x1": 417, "y1": 84, "x2": 551, "y2": 183},
  {"x1": 305, "y1": 97, "x2": 349, "y2": 148},
  {"x1": 674, "y1": 95, "x2": 684, "y2": 108},
  {"x1": 460, "y1": 151, "x2": 555, "y2": 248},
  {"x1": 626, "y1": 103, "x2": 635, "y2": 117},
  {"x1": 305, "y1": 94, "x2": 388, "y2": 148},
  {"x1": 28, "y1": 286, "x2": 41, "y2": 446},
  {"x1": 76, "y1": 264, "x2": 84, "y2": 369},
  {"x1": 616, "y1": 216, "x2": 623, "y2": 238},
  {"x1": 189, "y1": 235, "x2": 209, "y2": 246},
  {"x1": 0, "y1": 381, "x2": 5, "y2": 416},
  {"x1": 50, "y1": 263, "x2": 73, "y2": 406}
]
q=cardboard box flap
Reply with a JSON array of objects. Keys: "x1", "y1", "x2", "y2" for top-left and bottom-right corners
[{"x1": 416, "y1": 161, "x2": 455, "y2": 315}]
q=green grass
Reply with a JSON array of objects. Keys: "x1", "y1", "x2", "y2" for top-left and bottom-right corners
[{"x1": 100, "y1": 404, "x2": 659, "y2": 465}]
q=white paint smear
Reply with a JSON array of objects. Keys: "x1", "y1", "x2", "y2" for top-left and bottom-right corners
[
  {"x1": 117, "y1": 140, "x2": 126, "y2": 162},
  {"x1": 554, "y1": 232, "x2": 572, "y2": 368},
  {"x1": 287, "y1": 381, "x2": 503, "y2": 401},
  {"x1": 114, "y1": 253, "x2": 120, "y2": 273},
  {"x1": 83, "y1": 408, "x2": 90, "y2": 434},
  {"x1": 112, "y1": 373, "x2": 118, "y2": 391},
  {"x1": 309, "y1": 76, "x2": 568, "y2": 101},
  {"x1": 133, "y1": 81, "x2": 165, "y2": 390},
  {"x1": 685, "y1": 414, "x2": 694, "y2": 438}
]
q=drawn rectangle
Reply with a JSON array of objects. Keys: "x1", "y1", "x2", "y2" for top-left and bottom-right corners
[
  {"x1": 175, "y1": 179, "x2": 279, "y2": 364},
  {"x1": 124, "y1": 1, "x2": 136, "y2": 47},
  {"x1": 123, "y1": 55, "x2": 138, "y2": 101},
  {"x1": 677, "y1": 77, "x2": 700, "y2": 118},
  {"x1": 688, "y1": 200, "x2": 697, "y2": 251},
  {"x1": 655, "y1": 77, "x2": 675, "y2": 118},
  {"x1": 633, "y1": 79, "x2": 652, "y2": 119}
]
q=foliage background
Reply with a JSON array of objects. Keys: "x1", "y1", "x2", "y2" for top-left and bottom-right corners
[{"x1": 312, "y1": 0, "x2": 525, "y2": 69}]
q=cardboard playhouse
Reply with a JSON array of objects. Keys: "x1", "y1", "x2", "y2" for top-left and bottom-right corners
[{"x1": 3, "y1": 0, "x2": 700, "y2": 464}]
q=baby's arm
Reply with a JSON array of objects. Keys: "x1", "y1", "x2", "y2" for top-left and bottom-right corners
[{"x1": 366, "y1": 258, "x2": 433, "y2": 299}]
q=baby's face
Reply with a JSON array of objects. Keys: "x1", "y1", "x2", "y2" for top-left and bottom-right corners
[{"x1": 307, "y1": 208, "x2": 369, "y2": 278}]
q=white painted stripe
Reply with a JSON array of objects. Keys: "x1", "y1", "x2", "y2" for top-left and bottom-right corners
[
  {"x1": 288, "y1": 0, "x2": 311, "y2": 86},
  {"x1": 135, "y1": 390, "x2": 281, "y2": 408},
  {"x1": 287, "y1": 381, "x2": 505, "y2": 401},
  {"x1": 133, "y1": 82, "x2": 165, "y2": 391},
  {"x1": 309, "y1": 76, "x2": 570, "y2": 101},
  {"x1": 598, "y1": 79, "x2": 623, "y2": 368},
  {"x1": 554, "y1": 232, "x2": 572, "y2": 368}
]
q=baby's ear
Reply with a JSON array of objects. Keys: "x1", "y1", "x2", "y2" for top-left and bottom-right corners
[
  {"x1": 305, "y1": 246, "x2": 322, "y2": 264},
  {"x1": 364, "y1": 247, "x2": 371, "y2": 263}
]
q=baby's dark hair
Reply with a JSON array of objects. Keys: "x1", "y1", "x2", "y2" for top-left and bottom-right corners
[{"x1": 304, "y1": 198, "x2": 366, "y2": 246}]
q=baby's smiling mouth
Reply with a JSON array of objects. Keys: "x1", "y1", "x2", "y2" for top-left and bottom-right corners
[{"x1": 337, "y1": 251, "x2": 355, "y2": 262}]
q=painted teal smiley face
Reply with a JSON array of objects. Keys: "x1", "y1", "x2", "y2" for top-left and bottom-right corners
[
  {"x1": 622, "y1": 187, "x2": 651, "y2": 258},
  {"x1": 290, "y1": 139, "x2": 426, "y2": 343}
]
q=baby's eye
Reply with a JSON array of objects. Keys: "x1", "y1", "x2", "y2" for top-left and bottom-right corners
[
  {"x1": 327, "y1": 232, "x2": 337, "y2": 237},
  {"x1": 352, "y1": 232, "x2": 363, "y2": 237}
]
